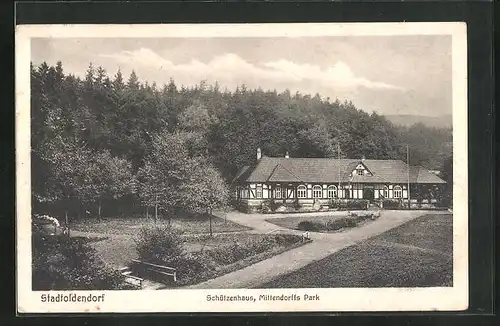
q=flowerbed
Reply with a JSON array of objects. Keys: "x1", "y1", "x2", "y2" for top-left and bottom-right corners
[{"x1": 268, "y1": 212, "x2": 379, "y2": 233}]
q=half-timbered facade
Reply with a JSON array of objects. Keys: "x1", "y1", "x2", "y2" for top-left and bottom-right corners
[{"x1": 231, "y1": 148, "x2": 447, "y2": 213}]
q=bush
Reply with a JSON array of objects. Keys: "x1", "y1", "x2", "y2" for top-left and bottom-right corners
[
  {"x1": 297, "y1": 221, "x2": 320, "y2": 231},
  {"x1": 32, "y1": 233, "x2": 124, "y2": 290},
  {"x1": 134, "y1": 225, "x2": 185, "y2": 265},
  {"x1": 437, "y1": 197, "x2": 452, "y2": 208},
  {"x1": 346, "y1": 200, "x2": 369, "y2": 210},
  {"x1": 261, "y1": 200, "x2": 282, "y2": 213},
  {"x1": 330, "y1": 199, "x2": 369, "y2": 210},
  {"x1": 293, "y1": 199, "x2": 301, "y2": 210},
  {"x1": 326, "y1": 217, "x2": 356, "y2": 230},
  {"x1": 296, "y1": 214, "x2": 373, "y2": 232},
  {"x1": 381, "y1": 199, "x2": 402, "y2": 209}
]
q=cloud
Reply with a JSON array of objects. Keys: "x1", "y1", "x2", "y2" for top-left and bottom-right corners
[
  {"x1": 99, "y1": 48, "x2": 403, "y2": 91},
  {"x1": 264, "y1": 60, "x2": 403, "y2": 90}
]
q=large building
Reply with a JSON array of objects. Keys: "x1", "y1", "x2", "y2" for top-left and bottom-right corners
[{"x1": 231, "y1": 148, "x2": 446, "y2": 213}]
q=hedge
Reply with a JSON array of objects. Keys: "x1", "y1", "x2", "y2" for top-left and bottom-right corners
[
  {"x1": 297, "y1": 214, "x2": 376, "y2": 232},
  {"x1": 329, "y1": 199, "x2": 369, "y2": 210}
]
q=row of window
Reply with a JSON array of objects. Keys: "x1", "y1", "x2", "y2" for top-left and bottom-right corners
[{"x1": 244, "y1": 185, "x2": 403, "y2": 199}]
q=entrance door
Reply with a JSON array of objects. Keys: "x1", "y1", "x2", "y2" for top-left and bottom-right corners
[{"x1": 364, "y1": 187, "x2": 375, "y2": 201}]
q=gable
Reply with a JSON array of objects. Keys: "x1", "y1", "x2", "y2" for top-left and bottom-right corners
[{"x1": 351, "y1": 161, "x2": 373, "y2": 176}]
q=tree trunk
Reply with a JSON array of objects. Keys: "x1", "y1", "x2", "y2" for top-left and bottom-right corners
[
  {"x1": 146, "y1": 206, "x2": 149, "y2": 219},
  {"x1": 65, "y1": 210, "x2": 70, "y2": 237},
  {"x1": 98, "y1": 200, "x2": 102, "y2": 220},
  {"x1": 209, "y1": 209, "x2": 213, "y2": 237}
]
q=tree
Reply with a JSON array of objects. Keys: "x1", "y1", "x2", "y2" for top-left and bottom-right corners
[
  {"x1": 84, "y1": 150, "x2": 136, "y2": 219},
  {"x1": 440, "y1": 155, "x2": 453, "y2": 207},
  {"x1": 127, "y1": 70, "x2": 140, "y2": 90},
  {"x1": 47, "y1": 137, "x2": 95, "y2": 221},
  {"x1": 179, "y1": 162, "x2": 230, "y2": 236},
  {"x1": 137, "y1": 131, "x2": 229, "y2": 233},
  {"x1": 113, "y1": 69, "x2": 125, "y2": 93},
  {"x1": 136, "y1": 131, "x2": 199, "y2": 221},
  {"x1": 296, "y1": 124, "x2": 337, "y2": 158}
]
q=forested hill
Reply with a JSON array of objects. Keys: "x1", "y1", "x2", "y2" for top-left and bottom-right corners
[
  {"x1": 384, "y1": 114, "x2": 452, "y2": 129},
  {"x1": 31, "y1": 61, "x2": 452, "y2": 209}
]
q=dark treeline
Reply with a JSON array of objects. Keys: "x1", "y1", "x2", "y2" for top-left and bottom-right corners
[{"x1": 31, "y1": 61, "x2": 452, "y2": 218}]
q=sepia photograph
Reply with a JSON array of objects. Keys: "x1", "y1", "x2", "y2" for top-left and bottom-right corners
[{"x1": 16, "y1": 23, "x2": 468, "y2": 313}]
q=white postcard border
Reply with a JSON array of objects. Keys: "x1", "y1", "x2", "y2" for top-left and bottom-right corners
[{"x1": 16, "y1": 22, "x2": 468, "y2": 313}]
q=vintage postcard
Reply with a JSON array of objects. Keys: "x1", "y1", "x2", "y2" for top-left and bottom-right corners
[{"x1": 16, "y1": 22, "x2": 468, "y2": 313}]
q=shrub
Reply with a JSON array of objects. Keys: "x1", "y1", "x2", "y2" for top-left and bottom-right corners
[
  {"x1": 437, "y1": 197, "x2": 452, "y2": 208},
  {"x1": 297, "y1": 221, "x2": 320, "y2": 231},
  {"x1": 329, "y1": 199, "x2": 368, "y2": 210},
  {"x1": 329, "y1": 199, "x2": 340, "y2": 209},
  {"x1": 32, "y1": 233, "x2": 123, "y2": 290},
  {"x1": 381, "y1": 199, "x2": 402, "y2": 209},
  {"x1": 293, "y1": 199, "x2": 301, "y2": 210},
  {"x1": 346, "y1": 200, "x2": 369, "y2": 210},
  {"x1": 326, "y1": 217, "x2": 356, "y2": 230},
  {"x1": 261, "y1": 200, "x2": 282, "y2": 213},
  {"x1": 134, "y1": 225, "x2": 185, "y2": 265},
  {"x1": 296, "y1": 214, "x2": 373, "y2": 232}
]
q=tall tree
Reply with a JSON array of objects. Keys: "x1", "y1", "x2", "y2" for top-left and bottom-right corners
[{"x1": 137, "y1": 131, "x2": 229, "y2": 228}]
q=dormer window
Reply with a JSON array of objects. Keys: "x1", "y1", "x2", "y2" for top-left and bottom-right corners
[{"x1": 353, "y1": 162, "x2": 372, "y2": 177}]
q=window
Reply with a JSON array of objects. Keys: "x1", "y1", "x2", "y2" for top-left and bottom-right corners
[
  {"x1": 274, "y1": 186, "x2": 282, "y2": 199},
  {"x1": 382, "y1": 186, "x2": 389, "y2": 198},
  {"x1": 256, "y1": 185, "x2": 263, "y2": 198},
  {"x1": 297, "y1": 185, "x2": 307, "y2": 198},
  {"x1": 313, "y1": 185, "x2": 322, "y2": 198},
  {"x1": 356, "y1": 169, "x2": 364, "y2": 176},
  {"x1": 393, "y1": 186, "x2": 402, "y2": 198},
  {"x1": 327, "y1": 185, "x2": 337, "y2": 198}
]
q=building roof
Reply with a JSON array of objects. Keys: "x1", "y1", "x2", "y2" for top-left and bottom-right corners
[{"x1": 233, "y1": 156, "x2": 446, "y2": 184}]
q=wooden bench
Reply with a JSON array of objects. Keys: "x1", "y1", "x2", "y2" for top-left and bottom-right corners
[
  {"x1": 118, "y1": 266, "x2": 144, "y2": 289},
  {"x1": 131, "y1": 259, "x2": 177, "y2": 283}
]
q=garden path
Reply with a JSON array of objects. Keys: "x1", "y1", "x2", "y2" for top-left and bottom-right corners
[{"x1": 185, "y1": 210, "x2": 450, "y2": 289}]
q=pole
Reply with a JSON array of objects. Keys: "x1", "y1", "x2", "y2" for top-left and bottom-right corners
[
  {"x1": 407, "y1": 144, "x2": 411, "y2": 209},
  {"x1": 338, "y1": 143, "x2": 341, "y2": 199}
]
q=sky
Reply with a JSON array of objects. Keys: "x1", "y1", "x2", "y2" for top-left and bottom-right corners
[{"x1": 31, "y1": 35, "x2": 452, "y2": 117}]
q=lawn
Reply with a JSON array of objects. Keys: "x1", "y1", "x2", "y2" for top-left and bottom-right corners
[
  {"x1": 68, "y1": 214, "x2": 252, "y2": 268},
  {"x1": 70, "y1": 214, "x2": 251, "y2": 236},
  {"x1": 258, "y1": 213, "x2": 453, "y2": 288},
  {"x1": 266, "y1": 212, "x2": 376, "y2": 232}
]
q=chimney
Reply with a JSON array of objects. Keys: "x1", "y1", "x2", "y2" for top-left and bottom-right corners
[
  {"x1": 285, "y1": 151, "x2": 290, "y2": 159},
  {"x1": 257, "y1": 148, "x2": 262, "y2": 160}
]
